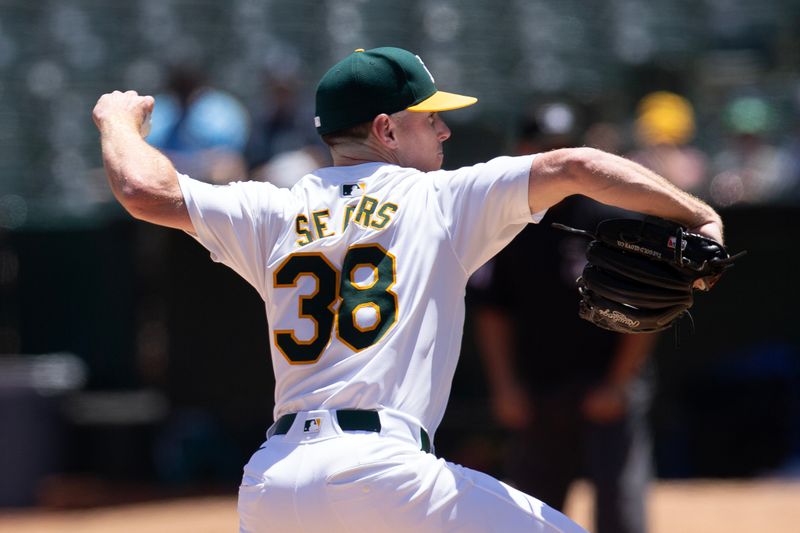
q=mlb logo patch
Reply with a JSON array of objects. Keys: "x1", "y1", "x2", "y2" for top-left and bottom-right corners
[
  {"x1": 341, "y1": 183, "x2": 364, "y2": 198},
  {"x1": 303, "y1": 418, "x2": 322, "y2": 433}
]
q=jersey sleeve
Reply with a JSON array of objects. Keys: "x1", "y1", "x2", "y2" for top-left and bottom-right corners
[
  {"x1": 178, "y1": 174, "x2": 297, "y2": 298},
  {"x1": 430, "y1": 154, "x2": 544, "y2": 275}
]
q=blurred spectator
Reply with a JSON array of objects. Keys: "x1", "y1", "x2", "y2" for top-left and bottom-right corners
[
  {"x1": 147, "y1": 65, "x2": 250, "y2": 184},
  {"x1": 470, "y1": 107, "x2": 656, "y2": 533},
  {"x1": 584, "y1": 121, "x2": 625, "y2": 155},
  {"x1": 244, "y1": 62, "x2": 328, "y2": 188},
  {"x1": 708, "y1": 95, "x2": 796, "y2": 206},
  {"x1": 782, "y1": 81, "x2": 800, "y2": 203},
  {"x1": 251, "y1": 147, "x2": 329, "y2": 189},
  {"x1": 628, "y1": 91, "x2": 709, "y2": 197},
  {"x1": 515, "y1": 101, "x2": 580, "y2": 153},
  {"x1": 782, "y1": 129, "x2": 800, "y2": 205}
]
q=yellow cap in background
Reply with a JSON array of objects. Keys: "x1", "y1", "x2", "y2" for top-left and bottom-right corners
[{"x1": 635, "y1": 91, "x2": 695, "y2": 145}]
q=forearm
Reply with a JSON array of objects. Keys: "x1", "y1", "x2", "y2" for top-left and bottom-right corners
[
  {"x1": 587, "y1": 153, "x2": 722, "y2": 237},
  {"x1": 101, "y1": 122, "x2": 179, "y2": 212},
  {"x1": 94, "y1": 90, "x2": 193, "y2": 232},
  {"x1": 530, "y1": 148, "x2": 723, "y2": 242}
]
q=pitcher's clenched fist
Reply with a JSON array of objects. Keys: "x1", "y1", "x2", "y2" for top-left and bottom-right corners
[{"x1": 93, "y1": 90, "x2": 154, "y2": 138}]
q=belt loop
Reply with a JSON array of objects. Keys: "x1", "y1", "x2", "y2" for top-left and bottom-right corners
[
  {"x1": 420, "y1": 428, "x2": 433, "y2": 454},
  {"x1": 267, "y1": 413, "x2": 296, "y2": 439}
]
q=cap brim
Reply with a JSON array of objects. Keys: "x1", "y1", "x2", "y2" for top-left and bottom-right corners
[{"x1": 406, "y1": 91, "x2": 477, "y2": 112}]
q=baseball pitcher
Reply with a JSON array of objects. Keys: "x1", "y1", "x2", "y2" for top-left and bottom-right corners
[{"x1": 94, "y1": 47, "x2": 725, "y2": 532}]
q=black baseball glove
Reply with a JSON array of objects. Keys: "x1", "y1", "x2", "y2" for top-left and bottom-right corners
[{"x1": 553, "y1": 216, "x2": 744, "y2": 334}]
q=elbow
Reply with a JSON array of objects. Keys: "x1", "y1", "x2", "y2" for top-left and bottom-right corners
[
  {"x1": 548, "y1": 147, "x2": 604, "y2": 195},
  {"x1": 114, "y1": 193, "x2": 150, "y2": 222},
  {"x1": 116, "y1": 179, "x2": 143, "y2": 203},
  {"x1": 529, "y1": 147, "x2": 605, "y2": 212},
  {"x1": 123, "y1": 202, "x2": 152, "y2": 222},
  {"x1": 112, "y1": 175, "x2": 157, "y2": 221},
  {"x1": 116, "y1": 190, "x2": 173, "y2": 224},
  {"x1": 561, "y1": 147, "x2": 602, "y2": 181}
]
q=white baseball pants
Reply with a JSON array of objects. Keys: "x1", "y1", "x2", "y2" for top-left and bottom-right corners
[{"x1": 238, "y1": 408, "x2": 588, "y2": 533}]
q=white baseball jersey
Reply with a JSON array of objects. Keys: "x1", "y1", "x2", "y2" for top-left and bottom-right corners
[
  {"x1": 178, "y1": 155, "x2": 540, "y2": 437},
  {"x1": 179, "y1": 156, "x2": 592, "y2": 533}
]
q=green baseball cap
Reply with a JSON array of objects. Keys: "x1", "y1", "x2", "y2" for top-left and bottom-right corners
[{"x1": 314, "y1": 47, "x2": 478, "y2": 136}]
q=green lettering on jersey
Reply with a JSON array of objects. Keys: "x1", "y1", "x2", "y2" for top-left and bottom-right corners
[
  {"x1": 295, "y1": 215, "x2": 313, "y2": 246},
  {"x1": 342, "y1": 205, "x2": 356, "y2": 232},
  {"x1": 312, "y1": 209, "x2": 333, "y2": 239},
  {"x1": 370, "y1": 202, "x2": 398, "y2": 230},
  {"x1": 353, "y1": 195, "x2": 378, "y2": 227}
]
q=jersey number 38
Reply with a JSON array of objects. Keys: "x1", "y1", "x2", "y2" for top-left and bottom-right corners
[{"x1": 273, "y1": 244, "x2": 398, "y2": 364}]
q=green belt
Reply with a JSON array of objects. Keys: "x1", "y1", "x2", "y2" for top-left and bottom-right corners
[{"x1": 269, "y1": 409, "x2": 432, "y2": 454}]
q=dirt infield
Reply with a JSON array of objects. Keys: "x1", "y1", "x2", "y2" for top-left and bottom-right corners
[
  {"x1": 0, "y1": 479, "x2": 798, "y2": 532},
  {"x1": 565, "y1": 479, "x2": 800, "y2": 532}
]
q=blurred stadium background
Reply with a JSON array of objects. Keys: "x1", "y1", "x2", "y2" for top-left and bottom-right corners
[{"x1": 1, "y1": 0, "x2": 799, "y2": 530}]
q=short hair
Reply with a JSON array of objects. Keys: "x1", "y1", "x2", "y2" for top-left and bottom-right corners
[{"x1": 321, "y1": 120, "x2": 373, "y2": 147}]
